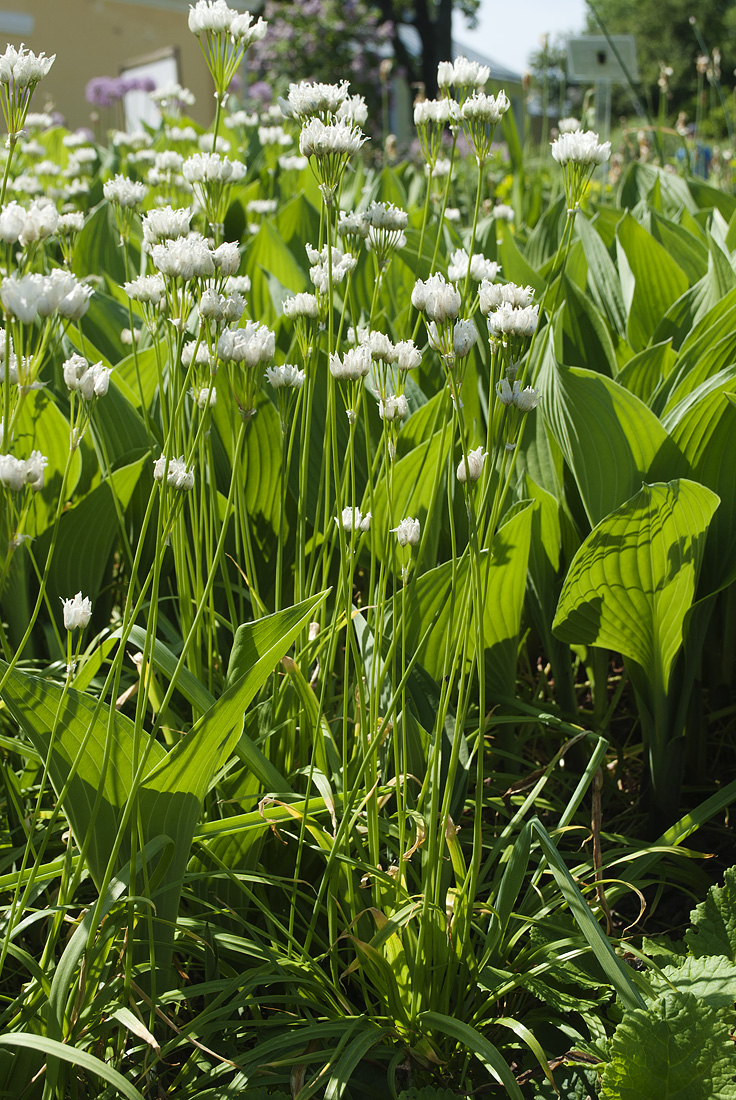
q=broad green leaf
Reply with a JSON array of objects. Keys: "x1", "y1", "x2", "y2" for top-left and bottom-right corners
[
  {"x1": 498, "y1": 225, "x2": 545, "y2": 295},
  {"x1": 577, "y1": 212, "x2": 626, "y2": 337},
  {"x1": 244, "y1": 219, "x2": 308, "y2": 324},
  {"x1": 115, "y1": 339, "x2": 166, "y2": 410},
  {"x1": 687, "y1": 865, "x2": 736, "y2": 960},
  {"x1": 541, "y1": 359, "x2": 679, "y2": 527},
  {"x1": 650, "y1": 210, "x2": 709, "y2": 284},
  {"x1": 553, "y1": 481, "x2": 719, "y2": 707},
  {"x1": 554, "y1": 278, "x2": 618, "y2": 376},
  {"x1": 13, "y1": 388, "x2": 82, "y2": 536},
  {"x1": 600, "y1": 993, "x2": 736, "y2": 1100},
  {"x1": 649, "y1": 956, "x2": 736, "y2": 1011},
  {"x1": 369, "y1": 427, "x2": 450, "y2": 564},
  {"x1": 616, "y1": 212, "x2": 689, "y2": 351},
  {"x1": 615, "y1": 340, "x2": 677, "y2": 406},
  {"x1": 212, "y1": 389, "x2": 281, "y2": 550}
]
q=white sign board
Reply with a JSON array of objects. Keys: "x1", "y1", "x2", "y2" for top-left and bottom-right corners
[
  {"x1": 566, "y1": 36, "x2": 639, "y2": 84},
  {"x1": 121, "y1": 52, "x2": 179, "y2": 130}
]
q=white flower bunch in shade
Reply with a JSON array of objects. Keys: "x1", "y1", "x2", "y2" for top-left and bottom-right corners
[
  {"x1": 366, "y1": 330, "x2": 396, "y2": 363},
  {"x1": 492, "y1": 203, "x2": 514, "y2": 222},
  {"x1": 437, "y1": 55, "x2": 489, "y2": 105},
  {"x1": 461, "y1": 89, "x2": 510, "y2": 161},
  {"x1": 62, "y1": 354, "x2": 111, "y2": 400},
  {"x1": 0, "y1": 450, "x2": 46, "y2": 491},
  {"x1": 279, "y1": 153, "x2": 308, "y2": 173},
  {"x1": 153, "y1": 150, "x2": 185, "y2": 175},
  {"x1": 414, "y1": 97, "x2": 460, "y2": 167},
  {"x1": 21, "y1": 139, "x2": 44, "y2": 157},
  {"x1": 496, "y1": 377, "x2": 540, "y2": 412},
  {"x1": 167, "y1": 124, "x2": 199, "y2": 143},
  {"x1": 181, "y1": 340, "x2": 215, "y2": 369},
  {"x1": 141, "y1": 205, "x2": 194, "y2": 251},
  {"x1": 392, "y1": 516, "x2": 420, "y2": 547},
  {"x1": 456, "y1": 445, "x2": 487, "y2": 484},
  {"x1": 336, "y1": 209, "x2": 371, "y2": 248},
  {"x1": 57, "y1": 211, "x2": 85, "y2": 235},
  {"x1": 24, "y1": 111, "x2": 54, "y2": 130},
  {"x1": 379, "y1": 393, "x2": 409, "y2": 421},
  {"x1": 189, "y1": 3, "x2": 267, "y2": 98},
  {"x1": 151, "y1": 234, "x2": 216, "y2": 280},
  {"x1": 337, "y1": 93, "x2": 369, "y2": 127},
  {"x1": 299, "y1": 117, "x2": 367, "y2": 201},
  {"x1": 34, "y1": 159, "x2": 60, "y2": 178},
  {"x1": 550, "y1": 128, "x2": 611, "y2": 208},
  {"x1": 111, "y1": 129, "x2": 153, "y2": 152},
  {"x1": 329, "y1": 344, "x2": 371, "y2": 380},
  {"x1": 448, "y1": 248, "x2": 500, "y2": 284},
  {"x1": 487, "y1": 300, "x2": 539, "y2": 343},
  {"x1": 479, "y1": 280, "x2": 534, "y2": 315},
  {"x1": 103, "y1": 174, "x2": 148, "y2": 209},
  {"x1": 1, "y1": 270, "x2": 92, "y2": 324},
  {"x1": 266, "y1": 363, "x2": 305, "y2": 389},
  {"x1": 428, "y1": 318, "x2": 477, "y2": 359},
  {"x1": 213, "y1": 241, "x2": 241, "y2": 277},
  {"x1": 199, "y1": 287, "x2": 246, "y2": 324},
  {"x1": 284, "y1": 80, "x2": 350, "y2": 121},
  {"x1": 246, "y1": 198, "x2": 278, "y2": 217},
  {"x1": 13, "y1": 199, "x2": 58, "y2": 247},
  {"x1": 182, "y1": 151, "x2": 245, "y2": 183},
  {"x1": 154, "y1": 454, "x2": 195, "y2": 491},
  {"x1": 124, "y1": 273, "x2": 166, "y2": 306},
  {"x1": 217, "y1": 320, "x2": 275, "y2": 366},
  {"x1": 0, "y1": 44, "x2": 55, "y2": 137},
  {"x1": 364, "y1": 201, "x2": 408, "y2": 268},
  {"x1": 411, "y1": 272, "x2": 461, "y2": 323},
  {"x1": 336, "y1": 506, "x2": 371, "y2": 533},
  {"x1": 258, "y1": 124, "x2": 291, "y2": 147},
  {"x1": 190, "y1": 383, "x2": 217, "y2": 409},
  {"x1": 306, "y1": 243, "x2": 357, "y2": 293},
  {"x1": 283, "y1": 292, "x2": 320, "y2": 319},
  {"x1": 60, "y1": 591, "x2": 92, "y2": 631},
  {"x1": 395, "y1": 339, "x2": 422, "y2": 372},
  {"x1": 558, "y1": 116, "x2": 581, "y2": 134}
]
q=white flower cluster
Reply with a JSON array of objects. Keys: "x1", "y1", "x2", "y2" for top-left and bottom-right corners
[
  {"x1": 337, "y1": 94, "x2": 368, "y2": 127},
  {"x1": 413, "y1": 97, "x2": 460, "y2": 127},
  {"x1": 266, "y1": 364, "x2": 305, "y2": 390},
  {"x1": 411, "y1": 273, "x2": 461, "y2": 323},
  {"x1": 492, "y1": 203, "x2": 514, "y2": 222},
  {"x1": 558, "y1": 117, "x2": 582, "y2": 134},
  {"x1": 0, "y1": 43, "x2": 55, "y2": 88},
  {"x1": 258, "y1": 125, "x2": 291, "y2": 147},
  {"x1": 392, "y1": 516, "x2": 420, "y2": 546},
  {"x1": 63, "y1": 354, "x2": 111, "y2": 400},
  {"x1": 188, "y1": 1, "x2": 267, "y2": 45},
  {"x1": 111, "y1": 129, "x2": 153, "y2": 151},
  {"x1": 496, "y1": 377, "x2": 540, "y2": 412},
  {"x1": 487, "y1": 301, "x2": 539, "y2": 341},
  {"x1": 550, "y1": 129, "x2": 611, "y2": 167},
  {"x1": 141, "y1": 205, "x2": 193, "y2": 251},
  {"x1": 1, "y1": 270, "x2": 93, "y2": 323},
  {"x1": 437, "y1": 55, "x2": 490, "y2": 92},
  {"x1": 103, "y1": 174, "x2": 147, "y2": 208},
  {"x1": 279, "y1": 154, "x2": 308, "y2": 173},
  {"x1": 379, "y1": 393, "x2": 409, "y2": 421},
  {"x1": 0, "y1": 450, "x2": 47, "y2": 492},
  {"x1": 479, "y1": 280, "x2": 535, "y2": 315},
  {"x1": 285, "y1": 80, "x2": 350, "y2": 120},
  {"x1": 0, "y1": 199, "x2": 58, "y2": 247},
  {"x1": 181, "y1": 341, "x2": 214, "y2": 369},
  {"x1": 337, "y1": 210, "x2": 370, "y2": 241},
  {"x1": 299, "y1": 117, "x2": 366, "y2": 159},
  {"x1": 199, "y1": 288, "x2": 246, "y2": 323},
  {"x1": 217, "y1": 321, "x2": 275, "y2": 366},
  {"x1": 61, "y1": 591, "x2": 92, "y2": 631},
  {"x1": 364, "y1": 202, "x2": 408, "y2": 265},
  {"x1": 150, "y1": 82, "x2": 196, "y2": 109},
  {"x1": 190, "y1": 383, "x2": 217, "y2": 409},
  {"x1": 337, "y1": 506, "x2": 370, "y2": 533},
  {"x1": 182, "y1": 152, "x2": 246, "y2": 183},
  {"x1": 153, "y1": 454, "x2": 195, "y2": 491},
  {"x1": 329, "y1": 345, "x2": 371, "y2": 381},
  {"x1": 461, "y1": 90, "x2": 510, "y2": 125},
  {"x1": 306, "y1": 243, "x2": 357, "y2": 293},
  {"x1": 283, "y1": 292, "x2": 319, "y2": 319},
  {"x1": 428, "y1": 318, "x2": 477, "y2": 358},
  {"x1": 447, "y1": 248, "x2": 500, "y2": 284},
  {"x1": 246, "y1": 198, "x2": 278, "y2": 216},
  {"x1": 124, "y1": 274, "x2": 167, "y2": 305},
  {"x1": 456, "y1": 445, "x2": 486, "y2": 483},
  {"x1": 151, "y1": 234, "x2": 215, "y2": 280}
]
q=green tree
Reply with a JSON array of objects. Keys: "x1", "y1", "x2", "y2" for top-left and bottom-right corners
[{"x1": 374, "y1": 0, "x2": 482, "y2": 99}]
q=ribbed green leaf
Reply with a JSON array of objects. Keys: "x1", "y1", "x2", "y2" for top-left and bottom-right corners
[{"x1": 616, "y1": 212, "x2": 689, "y2": 351}]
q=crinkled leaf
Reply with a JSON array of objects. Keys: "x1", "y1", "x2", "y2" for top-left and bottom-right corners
[{"x1": 687, "y1": 865, "x2": 736, "y2": 961}]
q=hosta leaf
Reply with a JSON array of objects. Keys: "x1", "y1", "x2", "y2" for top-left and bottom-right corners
[
  {"x1": 600, "y1": 993, "x2": 736, "y2": 1100},
  {"x1": 541, "y1": 359, "x2": 679, "y2": 528},
  {"x1": 13, "y1": 389, "x2": 82, "y2": 537},
  {"x1": 687, "y1": 865, "x2": 736, "y2": 960},
  {"x1": 553, "y1": 481, "x2": 719, "y2": 699},
  {"x1": 615, "y1": 340, "x2": 677, "y2": 406},
  {"x1": 577, "y1": 212, "x2": 626, "y2": 337},
  {"x1": 616, "y1": 212, "x2": 689, "y2": 351}
]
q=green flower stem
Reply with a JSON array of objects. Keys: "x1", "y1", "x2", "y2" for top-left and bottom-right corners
[{"x1": 461, "y1": 156, "x2": 485, "y2": 309}]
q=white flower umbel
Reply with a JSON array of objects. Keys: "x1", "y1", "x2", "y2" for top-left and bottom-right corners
[
  {"x1": 550, "y1": 129, "x2": 611, "y2": 208},
  {"x1": 63, "y1": 354, "x2": 111, "y2": 399},
  {"x1": 487, "y1": 301, "x2": 539, "y2": 349},
  {"x1": 558, "y1": 117, "x2": 581, "y2": 134},
  {"x1": 18, "y1": 199, "x2": 59, "y2": 247},
  {"x1": 189, "y1": 2, "x2": 267, "y2": 101},
  {"x1": 141, "y1": 205, "x2": 193, "y2": 250},
  {"x1": 395, "y1": 339, "x2": 422, "y2": 372},
  {"x1": 103, "y1": 174, "x2": 147, "y2": 209},
  {"x1": 217, "y1": 320, "x2": 275, "y2": 367},
  {"x1": 0, "y1": 200, "x2": 25, "y2": 243},
  {"x1": 0, "y1": 44, "x2": 55, "y2": 143},
  {"x1": 283, "y1": 292, "x2": 320, "y2": 319},
  {"x1": 284, "y1": 80, "x2": 350, "y2": 122},
  {"x1": 329, "y1": 344, "x2": 371, "y2": 381},
  {"x1": 364, "y1": 201, "x2": 407, "y2": 269},
  {"x1": 379, "y1": 393, "x2": 409, "y2": 421},
  {"x1": 190, "y1": 383, "x2": 217, "y2": 409},
  {"x1": 336, "y1": 506, "x2": 371, "y2": 533},
  {"x1": 153, "y1": 454, "x2": 195, "y2": 491},
  {"x1": 497, "y1": 378, "x2": 540, "y2": 413},
  {"x1": 336, "y1": 209, "x2": 370, "y2": 250},
  {"x1": 411, "y1": 272, "x2": 461, "y2": 324},
  {"x1": 461, "y1": 90, "x2": 510, "y2": 161},
  {"x1": 151, "y1": 234, "x2": 216, "y2": 281},
  {"x1": 0, "y1": 450, "x2": 47, "y2": 492},
  {"x1": 456, "y1": 445, "x2": 487, "y2": 483},
  {"x1": 413, "y1": 97, "x2": 460, "y2": 167},
  {"x1": 61, "y1": 591, "x2": 92, "y2": 631},
  {"x1": 299, "y1": 117, "x2": 366, "y2": 203},
  {"x1": 266, "y1": 363, "x2": 305, "y2": 390},
  {"x1": 307, "y1": 243, "x2": 356, "y2": 294},
  {"x1": 453, "y1": 318, "x2": 477, "y2": 358},
  {"x1": 479, "y1": 280, "x2": 534, "y2": 315},
  {"x1": 392, "y1": 516, "x2": 420, "y2": 547},
  {"x1": 337, "y1": 93, "x2": 368, "y2": 127},
  {"x1": 124, "y1": 274, "x2": 166, "y2": 306},
  {"x1": 448, "y1": 248, "x2": 500, "y2": 284},
  {"x1": 182, "y1": 152, "x2": 245, "y2": 229}
]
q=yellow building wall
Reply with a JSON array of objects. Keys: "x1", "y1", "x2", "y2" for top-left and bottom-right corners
[{"x1": 5, "y1": 0, "x2": 217, "y2": 129}]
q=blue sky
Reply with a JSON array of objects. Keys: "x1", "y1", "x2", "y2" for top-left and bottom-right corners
[{"x1": 454, "y1": 0, "x2": 589, "y2": 77}]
